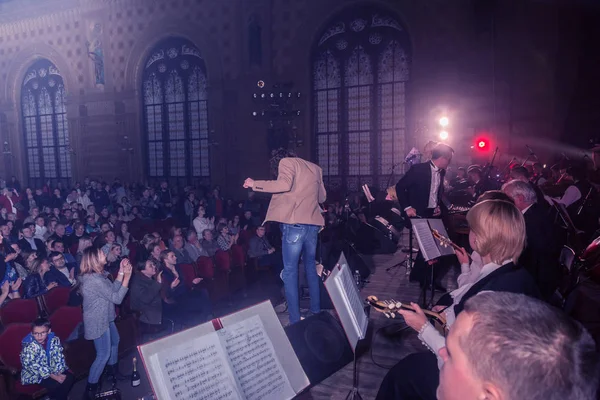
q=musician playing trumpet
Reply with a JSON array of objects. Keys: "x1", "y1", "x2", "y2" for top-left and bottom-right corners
[{"x1": 376, "y1": 199, "x2": 540, "y2": 400}]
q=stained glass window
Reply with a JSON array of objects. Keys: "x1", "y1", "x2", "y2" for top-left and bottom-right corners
[
  {"x1": 21, "y1": 59, "x2": 71, "y2": 187},
  {"x1": 312, "y1": 8, "x2": 410, "y2": 192},
  {"x1": 142, "y1": 38, "x2": 210, "y2": 181}
]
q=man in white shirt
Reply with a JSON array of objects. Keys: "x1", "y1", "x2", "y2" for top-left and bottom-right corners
[{"x1": 394, "y1": 143, "x2": 454, "y2": 291}]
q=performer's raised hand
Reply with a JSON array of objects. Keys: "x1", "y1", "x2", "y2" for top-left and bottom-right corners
[{"x1": 243, "y1": 178, "x2": 255, "y2": 189}]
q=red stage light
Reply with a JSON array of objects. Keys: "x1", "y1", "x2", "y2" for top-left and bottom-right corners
[{"x1": 475, "y1": 137, "x2": 489, "y2": 151}]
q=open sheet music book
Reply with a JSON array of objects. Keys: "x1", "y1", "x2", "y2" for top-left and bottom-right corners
[
  {"x1": 138, "y1": 301, "x2": 309, "y2": 400},
  {"x1": 324, "y1": 252, "x2": 369, "y2": 350},
  {"x1": 411, "y1": 219, "x2": 455, "y2": 261}
]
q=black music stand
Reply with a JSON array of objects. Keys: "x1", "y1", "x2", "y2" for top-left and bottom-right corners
[
  {"x1": 411, "y1": 219, "x2": 455, "y2": 308},
  {"x1": 386, "y1": 222, "x2": 416, "y2": 274}
]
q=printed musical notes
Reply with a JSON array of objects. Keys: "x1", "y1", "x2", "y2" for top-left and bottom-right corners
[
  {"x1": 325, "y1": 253, "x2": 368, "y2": 350},
  {"x1": 411, "y1": 219, "x2": 454, "y2": 260},
  {"x1": 219, "y1": 315, "x2": 295, "y2": 400},
  {"x1": 139, "y1": 301, "x2": 308, "y2": 400},
  {"x1": 154, "y1": 332, "x2": 241, "y2": 400}
]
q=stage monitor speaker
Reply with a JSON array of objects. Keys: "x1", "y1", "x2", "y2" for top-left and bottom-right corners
[
  {"x1": 343, "y1": 243, "x2": 372, "y2": 280},
  {"x1": 285, "y1": 311, "x2": 354, "y2": 387},
  {"x1": 353, "y1": 223, "x2": 397, "y2": 255}
]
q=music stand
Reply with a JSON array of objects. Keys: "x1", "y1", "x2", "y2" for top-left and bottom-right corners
[
  {"x1": 410, "y1": 219, "x2": 455, "y2": 308},
  {"x1": 324, "y1": 255, "x2": 369, "y2": 400},
  {"x1": 386, "y1": 224, "x2": 415, "y2": 274}
]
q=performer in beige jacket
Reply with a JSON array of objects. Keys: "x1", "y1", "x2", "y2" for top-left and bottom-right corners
[{"x1": 244, "y1": 151, "x2": 326, "y2": 324}]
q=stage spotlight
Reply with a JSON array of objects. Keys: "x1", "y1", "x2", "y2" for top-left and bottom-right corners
[
  {"x1": 252, "y1": 111, "x2": 257, "y2": 117},
  {"x1": 439, "y1": 131, "x2": 449, "y2": 140},
  {"x1": 439, "y1": 116, "x2": 449, "y2": 127},
  {"x1": 257, "y1": 80, "x2": 265, "y2": 88}
]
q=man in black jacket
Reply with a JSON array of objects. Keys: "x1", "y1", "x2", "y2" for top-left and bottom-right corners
[
  {"x1": 18, "y1": 223, "x2": 47, "y2": 257},
  {"x1": 395, "y1": 143, "x2": 453, "y2": 290},
  {"x1": 395, "y1": 143, "x2": 453, "y2": 219},
  {"x1": 503, "y1": 179, "x2": 562, "y2": 300}
]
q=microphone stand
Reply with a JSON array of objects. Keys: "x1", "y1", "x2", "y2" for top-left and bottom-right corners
[{"x1": 386, "y1": 162, "x2": 402, "y2": 189}]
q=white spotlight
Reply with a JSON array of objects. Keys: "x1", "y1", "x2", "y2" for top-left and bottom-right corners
[
  {"x1": 439, "y1": 117, "x2": 449, "y2": 127},
  {"x1": 439, "y1": 131, "x2": 449, "y2": 140}
]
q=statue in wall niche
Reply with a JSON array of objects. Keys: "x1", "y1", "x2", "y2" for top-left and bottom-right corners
[{"x1": 87, "y1": 23, "x2": 105, "y2": 86}]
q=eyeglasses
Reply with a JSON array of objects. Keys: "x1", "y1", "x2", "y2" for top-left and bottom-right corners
[{"x1": 32, "y1": 330, "x2": 49, "y2": 336}]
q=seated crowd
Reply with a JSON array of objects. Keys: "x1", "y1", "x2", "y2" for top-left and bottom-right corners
[{"x1": 0, "y1": 178, "x2": 281, "y2": 399}]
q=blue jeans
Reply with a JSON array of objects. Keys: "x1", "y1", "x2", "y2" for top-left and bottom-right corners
[
  {"x1": 281, "y1": 223, "x2": 320, "y2": 324},
  {"x1": 88, "y1": 322, "x2": 120, "y2": 384}
]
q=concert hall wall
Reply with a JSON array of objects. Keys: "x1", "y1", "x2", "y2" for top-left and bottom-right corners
[{"x1": 0, "y1": 0, "x2": 586, "y2": 196}]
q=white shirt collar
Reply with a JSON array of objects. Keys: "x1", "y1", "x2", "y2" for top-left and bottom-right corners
[
  {"x1": 478, "y1": 259, "x2": 513, "y2": 280},
  {"x1": 521, "y1": 204, "x2": 534, "y2": 215},
  {"x1": 430, "y1": 161, "x2": 440, "y2": 172}
]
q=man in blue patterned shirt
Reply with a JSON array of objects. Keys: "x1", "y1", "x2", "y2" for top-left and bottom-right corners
[{"x1": 20, "y1": 318, "x2": 74, "y2": 400}]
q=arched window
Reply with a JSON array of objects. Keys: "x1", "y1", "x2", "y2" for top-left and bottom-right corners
[
  {"x1": 312, "y1": 8, "x2": 410, "y2": 192},
  {"x1": 142, "y1": 38, "x2": 210, "y2": 182},
  {"x1": 21, "y1": 59, "x2": 71, "y2": 187}
]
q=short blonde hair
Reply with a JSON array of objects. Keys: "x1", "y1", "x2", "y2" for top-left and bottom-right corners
[
  {"x1": 466, "y1": 199, "x2": 526, "y2": 264},
  {"x1": 386, "y1": 186, "x2": 398, "y2": 202},
  {"x1": 79, "y1": 247, "x2": 105, "y2": 275}
]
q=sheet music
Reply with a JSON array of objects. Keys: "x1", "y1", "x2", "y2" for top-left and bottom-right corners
[
  {"x1": 324, "y1": 253, "x2": 368, "y2": 350},
  {"x1": 428, "y1": 219, "x2": 455, "y2": 257},
  {"x1": 150, "y1": 331, "x2": 242, "y2": 400},
  {"x1": 220, "y1": 315, "x2": 295, "y2": 400},
  {"x1": 335, "y1": 265, "x2": 368, "y2": 341},
  {"x1": 411, "y1": 220, "x2": 441, "y2": 261}
]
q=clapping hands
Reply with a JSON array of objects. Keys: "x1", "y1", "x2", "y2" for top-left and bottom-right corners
[
  {"x1": 119, "y1": 258, "x2": 133, "y2": 277},
  {"x1": 170, "y1": 277, "x2": 181, "y2": 289}
]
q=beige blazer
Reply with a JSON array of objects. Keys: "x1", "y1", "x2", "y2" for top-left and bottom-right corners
[{"x1": 253, "y1": 157, "x2": 326, "y2": 226}]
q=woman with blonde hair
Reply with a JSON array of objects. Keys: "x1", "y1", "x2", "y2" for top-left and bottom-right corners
[
  {"x1": 376, "y1": 199, "x2": 540, "y2": 400},
  {"x1": 79, "y1": 247, "x2": 132, "y2": 398}
]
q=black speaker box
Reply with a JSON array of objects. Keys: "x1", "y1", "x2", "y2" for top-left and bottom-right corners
[
  {"x1": 285, "y1": 312, "x2": 354, "y2": 387},
  {"x1": 353, "y1": 223, "x2": 397, "y2": 255}
]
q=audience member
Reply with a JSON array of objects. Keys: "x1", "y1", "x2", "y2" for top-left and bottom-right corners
[
  {"x1": 79, "y1": 247, "x2": 131, "y2": 398},
  {"x1": 193, "y1": 205, "x2": 214, "y2": 237},
  {"x1": 200, "y1": 229, "x2": 219, "y2": 257},
  {"x1": 19, "y1": 223, "x2": 46, "y2": 257},
  {"x1": 130, "y1": 259, "x2": 163, "y2": 328},
  {"x1": 23, "y1": 257, "x2": 71, "y2": 298},
  {"x1": 20, "y1": 318, "x2": 74, "y2": 400},
  {"x1": 184, "y1": 230, "x2": 208, "y2": 260},
  {"x1": 248, "y1": 226, "x2": 281, "y2": 269},
  {"x1": 216, "y1": 223, "x2": 237, "y2": 251},
  {"x1": 159, "y1": 250, "x2": 212, "y2": 326},
  {"x1": 170, "y1": 235, "x2": 194, "y2": 264}
]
